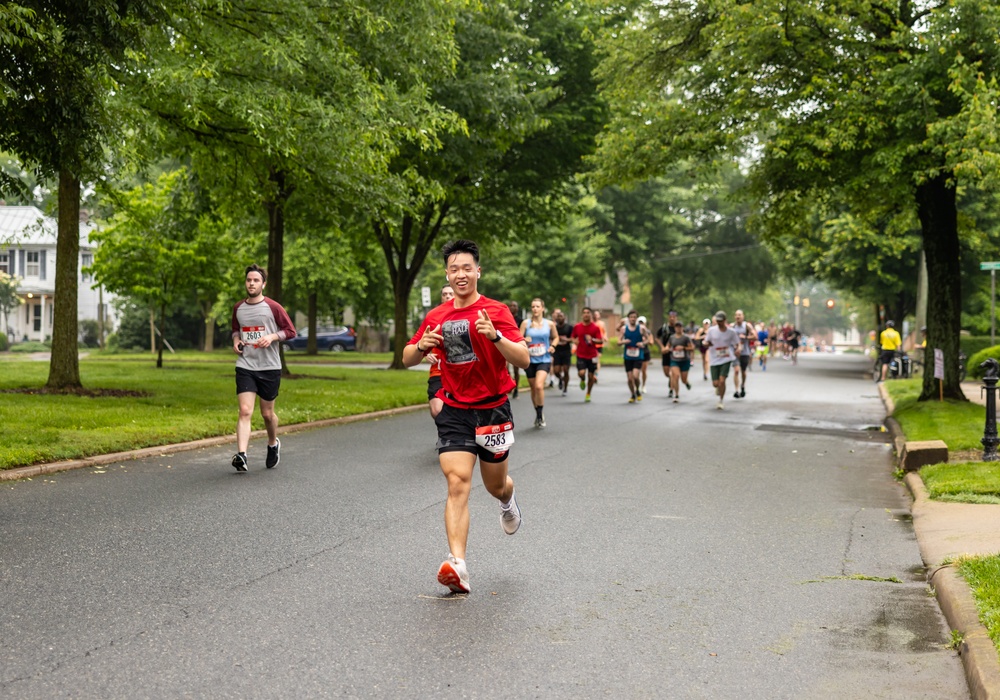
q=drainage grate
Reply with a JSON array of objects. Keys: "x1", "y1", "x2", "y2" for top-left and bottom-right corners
[{"x1": 755, "y1": 423, "x2": 892, "y2": 443}]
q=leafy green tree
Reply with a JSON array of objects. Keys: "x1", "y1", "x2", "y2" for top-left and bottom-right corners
[
  {"x1": 0, "y1": 0, "x2": 165, "y2": 389},
  {"x1": 595, "y1": 0, "x2": 1000, "y2": 399},
  {"x1": 479, "y1": 194, "x2": 609, "y2": 310},
  {"x1": 367, "y1": 0, "x2": 608, "y2": 368},
  {"x1": 593, "y1": 167, "x2": 775, "y2": 332},
  {"x1": 0, "y1": 271, "x2": 21, "y2": 338},
  {"x1": 90, "y1": 169, "x2": 230, "y2": 367},
  {"x1": 131, "y1": 0, "x2": 460, "y2": 371}
]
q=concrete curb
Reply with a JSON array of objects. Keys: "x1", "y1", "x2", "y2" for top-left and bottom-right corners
[
  {"x1": 883, "y1": 380, "x2": 1000, "y2": 699},
  {"x1": 0, "y1": 403, "x2": 426, "y2": 482},
  {"x1": 905, "y1": 473, "x2": 1000, "y2": 700}
]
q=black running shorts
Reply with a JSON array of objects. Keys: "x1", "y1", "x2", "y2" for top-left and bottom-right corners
[
  {"x1": 427, "y1": 375, "x2": 443, "y2": 402},
  {"x1": 235, "y1": 368, "x2": 281, "y2": 402},
  {"x1": 576, "y1": 357, "x2": 598, "y2": 373},
  {"x1": 525, "y1": 362, "x2": 551, "y2": 379},
  {"x1": 434, "y1": 400, "x2": 514, "y2": 463}
]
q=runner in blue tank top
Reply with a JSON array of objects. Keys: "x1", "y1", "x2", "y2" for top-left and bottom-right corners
[
  {"x1": 519, "y1": 298, "x2": 558, "y2": 428},
  {"x1": 619, "y1": 309, "x2": 647, "y2": 403}
]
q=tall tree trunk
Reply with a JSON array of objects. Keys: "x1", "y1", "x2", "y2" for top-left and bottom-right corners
[
  {"x1": 307, "y1": 290, "x2": 318, "y2": 355},
  {"x1": 918, "y1": 174, "x2": 964, "y2": 401},
  {"x1": 376, "y1": 207, "x2": 451, "y2": 370},
  {"x1": 46, "y1": 171, "x2": 81, "y2": 390},
  {"x1": 650, "y1": 272, "x2": 664, "y2": 336},
  {"x1": 265, "y1": 166, "x2": 294, "y2": 375}
]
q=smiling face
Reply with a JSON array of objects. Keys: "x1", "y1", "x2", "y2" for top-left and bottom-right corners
[
  {"x1": 445, "y1": 252, "x2": 479, "y2": 300},
  {"x1": 245, "y1": 271, "x2": 265, "y2": 299}
]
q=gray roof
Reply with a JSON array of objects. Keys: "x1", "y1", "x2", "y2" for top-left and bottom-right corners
[{"x1": 0, "y1": 205, "x2": 97, "y2": 247}]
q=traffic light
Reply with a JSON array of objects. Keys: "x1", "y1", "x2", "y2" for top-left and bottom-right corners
[{"x1": 826, "y1": 298, "x2": 835, "y2": 309}]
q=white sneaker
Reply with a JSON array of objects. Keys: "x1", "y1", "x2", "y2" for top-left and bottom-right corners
[
  {"x1": 539, "y1": 415, "x2": 546, "y2": 428},
  {"x1": 716, "y1": 400, "x2": 724, "y2": 410},
  {"x1": 437, "y1": 555, "x2": 470, "y2": 593},
  {"x1": 501, "y1": 490, "x2": 521, "y2": 535}
]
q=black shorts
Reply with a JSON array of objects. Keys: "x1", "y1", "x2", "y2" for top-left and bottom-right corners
[
  {"x1": 577, "y1": 357, "x2": 598, "y2": 374},
  {"x1": 434, "y1": 400, "x2": 514, "y2": 463},
  {"x1": 525, "y1": 362, "x2": 551, "y2": 379},
  {"x1": 235, "y1": 368, "x2": 281, "y2": 402},
  {"x1": 624, "y1": 359, "x2": 643, "y2": 373},
  {"x1": 739, "y1": 355, "x2": 750, "y2": 371},
  {"x1": 427, "y1": 375, "x2": 443, "y2": 402},
  {"x1": 880, "y1": 349, "x2": 896, "y2": 365},
  {"x1": 552, "y1": 347, "x2": 572, "y2": 365}
]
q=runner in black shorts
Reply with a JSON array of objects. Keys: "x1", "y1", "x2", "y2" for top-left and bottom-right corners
[
  {"x1": 230, "y1": 264, "x2": 296, "y2": 472},
  {"x1": 551, "y1": 309, "x2": 574, "y2": 396},
  {"x1": 403, "y1": 239, "x2": 530, "y2": 595},
  {"x1": 426, "y1": 284, "x2": 454, "y2": 418}
]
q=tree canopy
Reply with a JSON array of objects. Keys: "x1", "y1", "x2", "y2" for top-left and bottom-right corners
[{"x1": 595, "y1": 0, "x2": 1000, "y2": 399}]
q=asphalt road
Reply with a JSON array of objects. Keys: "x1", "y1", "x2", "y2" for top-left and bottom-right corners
[{"x1": 0, "y1": 353, "x2": 969, "y2": 698}]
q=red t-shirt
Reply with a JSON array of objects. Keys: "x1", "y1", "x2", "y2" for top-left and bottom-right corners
[
  {"x1": 572, "y1": 322, "x2": 603, "y2": 360},
  {"x1": 409, "y1": 295, "x2": 524, "y2": 408}
]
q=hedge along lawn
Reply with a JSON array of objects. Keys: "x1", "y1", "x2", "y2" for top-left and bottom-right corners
[
  {"x1": 885, "y1": 378, "x2": 987, "y2": 451},
  {"x1": 0, "y1": 358, "x2": 426, "y2": 470}
]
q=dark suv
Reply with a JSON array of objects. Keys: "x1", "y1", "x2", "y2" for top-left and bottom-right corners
[{"x1": 282, "y1": 326, "x2": 356, "y2": 352}]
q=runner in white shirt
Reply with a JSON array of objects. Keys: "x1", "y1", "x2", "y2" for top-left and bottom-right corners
[{"x1": 704, "y1": 311, "x2": 740, "y2": 410}]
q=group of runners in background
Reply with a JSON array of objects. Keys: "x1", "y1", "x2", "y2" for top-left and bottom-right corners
[{"x1": 226, "y1": 242, "x2": 813, "y2": 596}]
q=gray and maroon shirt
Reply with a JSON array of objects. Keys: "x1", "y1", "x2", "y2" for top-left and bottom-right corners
[{"x1": 230, "y1": 297, "x2": 296, "y2": 372}]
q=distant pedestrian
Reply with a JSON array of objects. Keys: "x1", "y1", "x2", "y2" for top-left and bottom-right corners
[
  {"x1": 230, "y1": 264, "x2": 296, "y2": 472},
  {"x1": 426, "y1": 284, "x2": 455, "y2": 418}
]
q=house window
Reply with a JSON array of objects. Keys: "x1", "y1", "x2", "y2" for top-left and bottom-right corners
[
  {"x1": 81, "y1": 252, "x2": 93, "y2": 282},
  {"x1": 0, "y1": 253, "x2": 7, "y2": 274},
  {"x1": 26, "y1": 251, "x2": 39, "y2": 277}
]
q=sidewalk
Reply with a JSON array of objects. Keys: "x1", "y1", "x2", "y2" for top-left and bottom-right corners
[{"x1": 890, "y1": 380, "x2": 1000, "y2": 699}]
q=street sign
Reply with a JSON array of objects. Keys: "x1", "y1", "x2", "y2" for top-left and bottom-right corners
[
  {"x1": 982, "y1": 262, "x2": 1000, "y2": 270},
  {"x1": 934, "y1": 348, "x2": 944, "y2": 380},
  {"x1": 421, "y1": 286, "x2": 431, "y2": 307}
]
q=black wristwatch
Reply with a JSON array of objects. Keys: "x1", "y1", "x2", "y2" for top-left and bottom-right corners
[{"x1": 491, "y1": 330, "x2": 503, "y2": 343}]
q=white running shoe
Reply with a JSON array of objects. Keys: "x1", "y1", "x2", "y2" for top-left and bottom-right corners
[
  {"x1": 501, "y1": 490, "x2": 521, "y2": 535},
  {"x1": 716, "y1": 400, "x2": 724, "y2": 410},
  {"x1": 437, "y1": 555, "x2": 470, "y2": 593}
]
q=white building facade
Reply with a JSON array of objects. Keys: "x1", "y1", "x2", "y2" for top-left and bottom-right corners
[{"x1": 0, "y1": 205, "x2": 117, "y2": 343}]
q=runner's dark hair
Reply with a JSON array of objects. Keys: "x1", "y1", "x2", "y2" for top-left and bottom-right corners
[
  {"x1": 442, "y1": 239, "x2": 480, "y2": 265},
  {"x1": 245, "y1": 263, "x2": 267, "y2": 283}
]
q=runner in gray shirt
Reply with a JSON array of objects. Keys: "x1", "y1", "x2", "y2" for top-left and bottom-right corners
[{"x1": 229, "y1": 263, "x2": 296, "y2": 472}]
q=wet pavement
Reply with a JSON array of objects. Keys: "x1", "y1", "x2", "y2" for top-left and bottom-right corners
[{"x1": 0, "y1": 353, "x2": 969, "y2": 698}]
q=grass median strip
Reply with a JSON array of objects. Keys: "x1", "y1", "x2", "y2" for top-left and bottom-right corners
[
  {"x1": 956, "y1": 556, "x2": 1000, "y2": 650},
  {"x1": 0, "y1": 358, "x2": 426, "y2": 470},
  {"x1": 885, "y1": 378, "x2": 985, "y2": 451}
]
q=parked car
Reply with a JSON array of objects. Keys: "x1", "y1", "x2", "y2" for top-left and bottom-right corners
[{"x1": 282, "y1": 326, "x2": 356, "y2": 352}]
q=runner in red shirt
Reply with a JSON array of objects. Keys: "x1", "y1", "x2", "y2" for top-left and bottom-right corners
[
  {"x1": 571, "y1": 306, "x2": 602, "y2": 402},
  {"x1": 403, "y1": 239, "x2": 529, "y2": 594},
  {"x1": 425, "y1": 284, "x2": 454, "y2": 418}
]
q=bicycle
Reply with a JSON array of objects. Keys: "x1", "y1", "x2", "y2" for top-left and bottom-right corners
[{"x1": 873, "y1": 349, "x2": 911, "y2": 381}]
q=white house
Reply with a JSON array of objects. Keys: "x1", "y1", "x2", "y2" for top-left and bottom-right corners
[{"x1": 0, "y1": 205, "x2": 117, "y2": 343}]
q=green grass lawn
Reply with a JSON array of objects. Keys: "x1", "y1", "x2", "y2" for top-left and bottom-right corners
[
  {"x1": 957, "y1": 555, "x2": 1000, "y2": 650},
  {"x1": 920, "y1": 462, "x2": 1000, "y2": 504},
  {"x1": 0, "y1": 356, "x2": 426, "y2": 470},
  {"x1": 885, "y1": 378, "x2": 986, "y2": 451}
]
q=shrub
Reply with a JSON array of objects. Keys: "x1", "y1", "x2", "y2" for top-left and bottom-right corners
[
  {"x1": 79, "y1": 319, "x2": 101, "y2": 348},
  {"x1": 962, "y1": 336, "x2": 996, "y2": 359},
  {"x1": 968, "y1": 345, "x2": 1000, "y2": 380},
  {"x1": 9, "y1": 341, "x2": 50, "y2": 353},
  {"x1": 0, "y1": 332, "x2": 7, "y2": 351}
]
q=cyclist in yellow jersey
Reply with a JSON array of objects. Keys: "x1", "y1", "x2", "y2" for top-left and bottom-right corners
[{"x1": 878, "y1": 320, "x2": 902, "y2": 382}]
